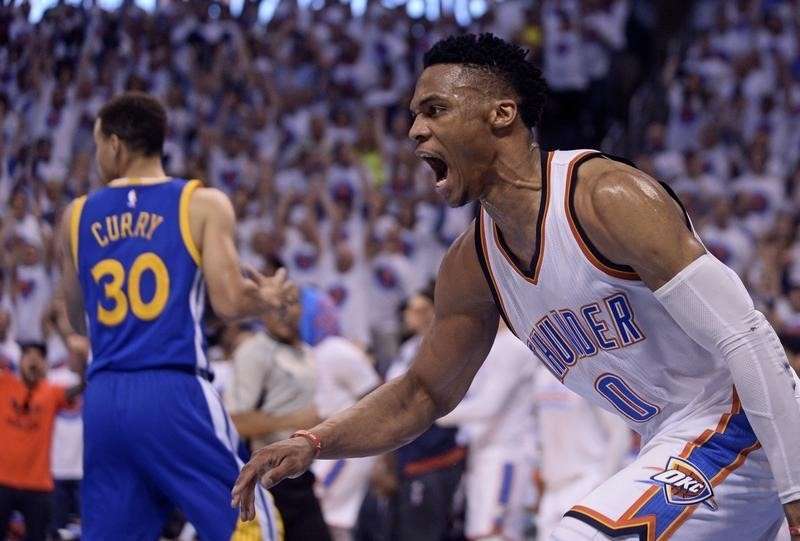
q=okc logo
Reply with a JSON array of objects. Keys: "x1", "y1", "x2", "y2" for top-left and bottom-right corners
[{"x1": 650, "y1": 457, "x2": 718, "y2": 510}]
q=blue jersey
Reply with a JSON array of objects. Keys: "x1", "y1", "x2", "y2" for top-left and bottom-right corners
[{"x1": 72, "y1": 178, "x2": 207, "y2": 378}]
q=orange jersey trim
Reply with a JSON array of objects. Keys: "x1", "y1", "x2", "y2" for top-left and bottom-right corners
[
  {"x1": 567, "y1": 389, "x2": 759, "y2": 541},
  {"x1": 489, "y1": 151, "x2": 553, "y2": 285},
  {"x1": 563, "y1": 152, "x2": 641, "y2": 281}
]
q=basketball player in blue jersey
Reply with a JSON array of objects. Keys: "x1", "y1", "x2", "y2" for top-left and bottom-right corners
[
  {"x1": 234, "y1": 35, "x2": 800, "y2": 540},
  {"x1": 57, "y1": 92, "x2": 288, "y2": 540}
]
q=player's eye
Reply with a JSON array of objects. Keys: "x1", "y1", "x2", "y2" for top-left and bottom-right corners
[{"x1": 429, "y1": 105, "x2": 446, "y2": 117}]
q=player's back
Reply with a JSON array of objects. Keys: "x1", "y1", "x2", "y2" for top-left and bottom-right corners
[{"x1": 72, "y1": 178, "x2": 207, "y2": 378}]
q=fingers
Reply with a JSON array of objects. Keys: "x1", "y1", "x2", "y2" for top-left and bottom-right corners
[
  {"x1": 258, "y1": 456, "x2": 301, "y2": 489},
  {"x1": 231, "y1": 462, "x2": 256, "y2": 506},
  {"x1": 242, "y1": 264, "x2": 267, "y2": 285},
  {"x1": 272, "y1": 267, "x2": 287, "y2": 284}
]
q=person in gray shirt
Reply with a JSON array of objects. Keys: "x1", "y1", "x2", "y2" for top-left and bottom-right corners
[{"x1": 229, "y1": 284, "x2": 332, "y2": 541}]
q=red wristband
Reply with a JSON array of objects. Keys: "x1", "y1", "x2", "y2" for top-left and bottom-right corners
[
  {"x1": 291, "y1": 430, "x2": 322, "y2": 457},
  {"x1": 789, "y1": 526, "x2": 800, "y2": 536}
]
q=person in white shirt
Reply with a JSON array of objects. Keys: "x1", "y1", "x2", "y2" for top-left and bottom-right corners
[
  {"x1": 321, "y1": 240, "x2": 370, "y2": 348},
  {"x1": 312, "y1": 336, "x2": 380, "y2": 541},
  {"x1": 48, "y1": 334, "x2": 89, "y2": 540},
  {"x1": 436, "y1": 323, "x2": 538, "y2": 541},
  {"x1": 11, "y1": 236, "x2": 52, "y2": 344},
  {"x1": 533, "y1": 368, "x2": 631, "y2": 540}
]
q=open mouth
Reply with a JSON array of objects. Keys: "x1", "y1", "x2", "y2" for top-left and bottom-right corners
[{"x1": 419, "y1": 153, "x2": 449, "y2": 187}]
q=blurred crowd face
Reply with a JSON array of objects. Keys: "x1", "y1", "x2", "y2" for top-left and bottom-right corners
[
  {"x1": 263, "y1": 284, "x2": 301, "y2": 344},
  {"x1": 410, "y1": 65, "x2": 497, "y2": 208},
  {"x1": 403, "y1": 293, "x2": 434, "y2": 335},
  {"x1": 334, "y1": 242, "x2": 354, "y2": 273},
  {"x1": 20, "y1": 346, "x2": 47, "y2": 387},
  {"x1": 10, "y1": 191, "x2": 27, "y2": 220}
]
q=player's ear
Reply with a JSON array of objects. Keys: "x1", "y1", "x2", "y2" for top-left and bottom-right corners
[
  {"x1": 109, "y1": 133, "x2": 121, "y2": 155},
  {"x1": 489, "y1": 99, "x2": 518, "y2": 131}
]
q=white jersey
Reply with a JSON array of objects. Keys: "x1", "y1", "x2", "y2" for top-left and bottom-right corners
[
  {"x1": 311, "y1": 336, "x2": 380, "y2": 530},
  {"x1": 48, "y1": 365, "x2": 83, "y2": 480},
  {"x1": 438, "y1": 328, "x2": 537, "y2": 454},
  {"x1": 437, "y1": 328, "x2": 538, "y2": 540},
  {"x1": 476, "y1": 149, "x2": 733, "y2": 445},
  {"x1": 533, "y1": 366, "x2": 630, "y2": 489}
]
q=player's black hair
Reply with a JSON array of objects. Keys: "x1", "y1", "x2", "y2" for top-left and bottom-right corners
[
  {"x1": 423, "y1": 33, "x2": 548, "y2": 129},
  {"x1": 19, "y1": 341, "x2": 47, "y2": 358},
  {"x1": 97, "y1": 92, "x2": 167, "y2": 157}
]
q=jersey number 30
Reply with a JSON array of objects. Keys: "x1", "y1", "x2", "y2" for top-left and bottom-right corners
[{"x1": 91, "y1": 252, "x2": 170, "y2": 326}]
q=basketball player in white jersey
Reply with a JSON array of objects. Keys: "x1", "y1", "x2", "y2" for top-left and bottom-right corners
[
  {"x1": 436, "y1": 322, "x2": 538, "y2": 540},
  {"x1": 533, "y1": 366, "x2": 630, "y2": 540},
  {"x1": 233, "y1": 34, "x2": 800, "y2": 540}
]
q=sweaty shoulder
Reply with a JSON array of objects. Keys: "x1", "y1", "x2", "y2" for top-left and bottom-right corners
[
  {"x1": 572, "y1": 157, "x2": 704, "y2": 289},
  {"x1": 186, "y1": 185, "x2": 235, "y2": 255},
  {"x1": 435, "y1": 220, "x2": 497, "y2": 318}
]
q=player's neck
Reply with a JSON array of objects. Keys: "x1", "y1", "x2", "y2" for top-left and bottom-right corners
[
  {"x1": 480, "y1": 142, "x2": 544, "y2": 264},
  {"x1": 110, "y1": 156, "x2": 167, "y2": 186}
]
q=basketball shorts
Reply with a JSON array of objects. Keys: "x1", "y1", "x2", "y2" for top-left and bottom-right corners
[
  {"x1": 312, "y1": 456, "x2": 376, "y2": 530},
  {"x1": 550, "y1": 396, "x2": 788, "y2": 540},
  {"x1": 82, "y1": 369, "x2": 282, "y2": 541}
]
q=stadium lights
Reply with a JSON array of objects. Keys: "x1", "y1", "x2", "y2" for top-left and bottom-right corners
[{"x1": 23, "y1": 0, "x2": 497, "y2": 25}]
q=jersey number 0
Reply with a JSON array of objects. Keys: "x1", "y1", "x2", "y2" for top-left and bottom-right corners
[{"x1": 91, "y1": 252, "x2": 170, "y2": 326}]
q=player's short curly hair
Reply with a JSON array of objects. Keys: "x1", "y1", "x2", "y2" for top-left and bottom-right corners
[
  {"x1": 98, "y1": 92, "x2": 166, "y2": 157},
  {"x1": 423, "y1": 33, "x2": 548, "y2": 129}
]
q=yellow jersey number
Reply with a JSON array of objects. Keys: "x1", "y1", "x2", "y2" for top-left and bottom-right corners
[{"x1": 91, "y1": 252, "x2": 170, "y2": 326}]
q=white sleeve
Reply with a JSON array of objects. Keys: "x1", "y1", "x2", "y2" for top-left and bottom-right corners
[{"x1": 655, "y1": 254, "x2": 800, "y2": 504}]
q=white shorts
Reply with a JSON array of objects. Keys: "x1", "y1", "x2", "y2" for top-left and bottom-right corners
[
  {"x1": 463, "y1": 451, "x2": 533, "y2": 540},
  {"x1": 312, "y1": 456, "x2": 376, "y2": 530},
  {"x1": 551, "y1": 397, "x2": 787, "y2": 540}
]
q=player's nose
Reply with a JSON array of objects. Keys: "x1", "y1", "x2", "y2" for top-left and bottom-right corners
[{"x1": 408, "y1": 115, "x2": 431, "y2": 143}]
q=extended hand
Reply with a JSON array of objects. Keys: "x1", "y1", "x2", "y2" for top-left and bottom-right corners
[
  {"x1": 231, "y1": 437, "x2": 315, "y2": 521},
  {"x1": 245, "y1": 266, "x2": 298, "y2": 313}
]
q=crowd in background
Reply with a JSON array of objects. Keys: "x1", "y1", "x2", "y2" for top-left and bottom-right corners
[{"x1": 1, "y1": 0, "x2": 800, "y2": 539}]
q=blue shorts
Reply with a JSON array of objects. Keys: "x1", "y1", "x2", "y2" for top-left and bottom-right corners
[{"x1": 82, "y1": 369, "x2": 281, "y2": 541}]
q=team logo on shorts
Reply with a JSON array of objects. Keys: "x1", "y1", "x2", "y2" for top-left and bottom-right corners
[{"x1": 649, "y1": 456, "x2": 718, "y2": 510}]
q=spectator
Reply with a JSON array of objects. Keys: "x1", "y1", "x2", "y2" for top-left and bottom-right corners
[
  {"x1": 48, "y1": 334, "x2": 89, "y2": 540},
  {"x1": 0, "y1": 308, "x2": 20, "y2": 372},
  {"x1": 436, "y1": 322, "x2": 539, "y2": 541},
  {"x1": 0, "y1": 342, "x2": 83, "y2": 541},
  {"x1": 229, "y1": 285, "x2": 332, "y2": 541},
  {"x1": 385, "y1": 283, "x2": 465, "y2": 541},
  {"x1": 311, "y1": 335, "x2": 381, "y2": 541}
]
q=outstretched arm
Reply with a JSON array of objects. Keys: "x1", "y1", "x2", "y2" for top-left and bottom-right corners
[
  {"x1": 189, "y1": 187, "x2": 294, "y2": 320},
  {"x1": 576, "y1": 158, "x2": 800, "y2": 537},
  {"x1": 232, "y1": 223, "x2": 499, "y2": 521}
]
